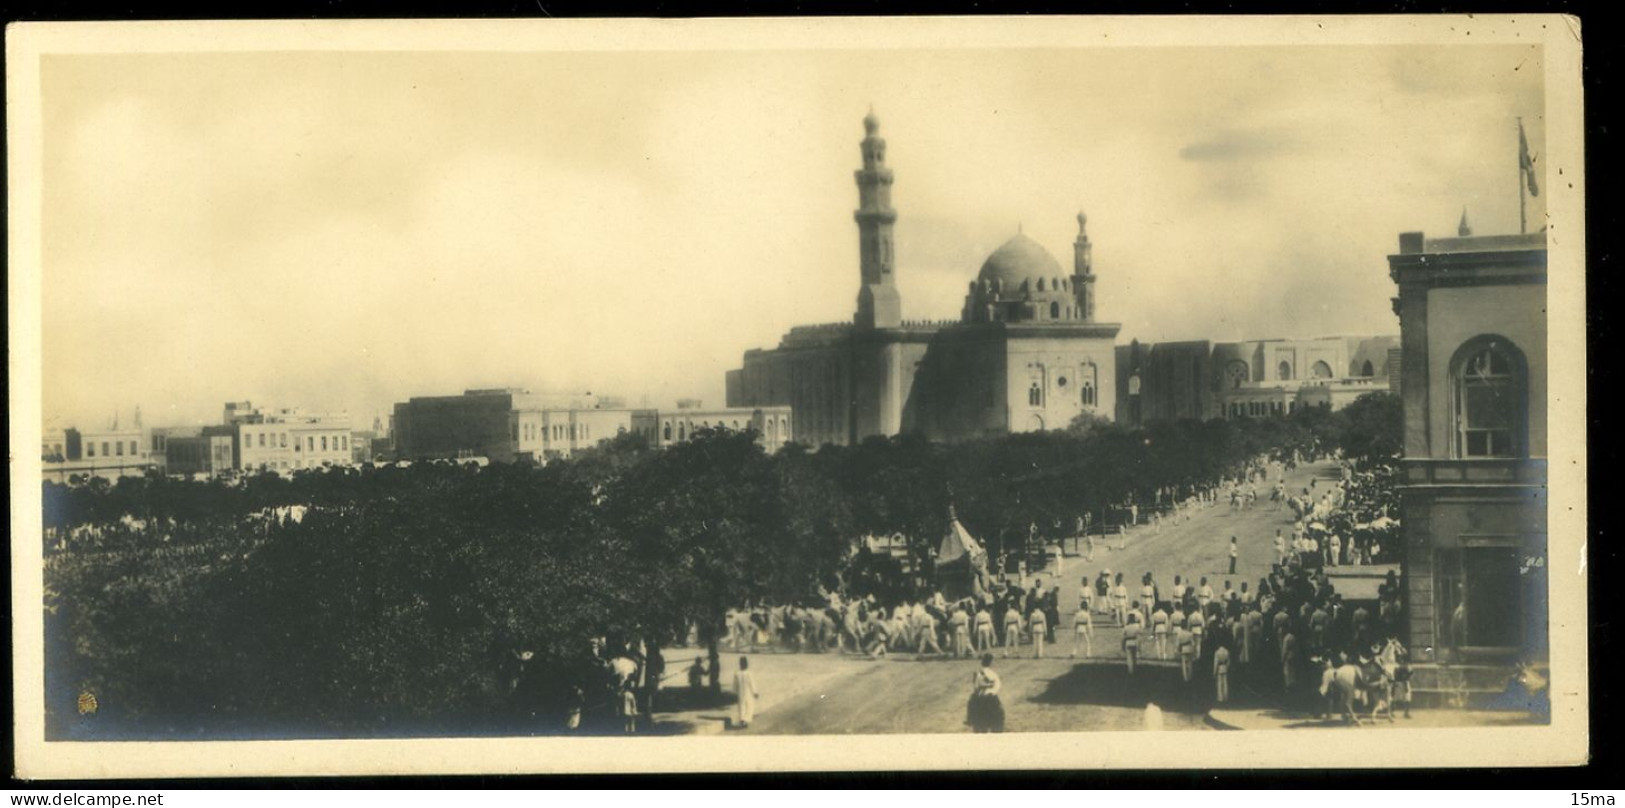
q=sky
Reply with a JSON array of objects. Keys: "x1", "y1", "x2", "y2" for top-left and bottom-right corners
[{"x1": 39, "y1": 43, "x2": 1546, "y2": 430}]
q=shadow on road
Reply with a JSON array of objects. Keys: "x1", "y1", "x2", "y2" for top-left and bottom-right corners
[{"x1": 1030, "y1": 662, "x2": 1287, "y2": 715}]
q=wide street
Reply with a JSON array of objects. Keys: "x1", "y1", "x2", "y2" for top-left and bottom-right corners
[{"x1": 660, "y1": 459, "x2": 1345, "y2": 735}]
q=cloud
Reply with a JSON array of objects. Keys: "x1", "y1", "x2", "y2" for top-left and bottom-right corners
[{"x1": 1178, "y1": 128, "x2": 1299, "y2": 162}]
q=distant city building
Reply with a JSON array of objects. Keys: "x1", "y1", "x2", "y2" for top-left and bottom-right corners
[
  {"x1": 727, "y1": 112, "x2": 1120, "y2": 446},
  {"x1": 201, "y1": 401, "x2": 356, "y2": 473},
  {"x1": 1388, "y1": 229, "x2": 1547, "y2": 676},
  {"x1": 1115, "y1": 335, "x2": 1399, "y2": 425},
  {"x1": 166, "y1": 427, "x2": 235, "y2": 478},
  {"x1": 393, "y1": 389, "x2": 791, "y2": 462},
  {"x1": 636, "y1": 405, "x2": 793, "y2": 451},
  {"x1": 43, "y1": 414, "x2": 154, "y2": 483}
]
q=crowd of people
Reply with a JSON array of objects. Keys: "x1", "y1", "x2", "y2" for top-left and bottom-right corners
[{"x1": 592, "y1": 450, "x2": 1412, "y2": 733}]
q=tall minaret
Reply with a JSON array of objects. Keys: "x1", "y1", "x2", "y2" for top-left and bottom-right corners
[
  {"x1": 1072, "y1": 211, "x2": 1097, "y2": 322},
  {"x1": 854, "y1": 109, "x2": 901, "y2": 329}
]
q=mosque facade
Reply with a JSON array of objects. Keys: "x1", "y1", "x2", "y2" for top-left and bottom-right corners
[{"x1": 725, "y1": 112, "x2": 1121, "y2": 446}]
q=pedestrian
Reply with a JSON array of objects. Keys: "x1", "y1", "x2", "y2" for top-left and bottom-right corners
[
  {"x1": 1044, "y1": 587, "x2": 1061, "y2": 645},
  {"x1": 1151, "y1": 602, "x2": 1170, "y2": 660},
  {"x1": 565, "y1": 685, "x2": 584, "y2": 731},
  {"x1": 1281, "y1": 630, "x2": 1300, "y2": 693},
  {"x1": 1228, "y1": 536, "x2": 1239, "y2": 575},
  {"x1": 950, "y1": 606, "x2": 971, "y2": 658},
  {"x1": 1028, "y1": 602, "x2": 1048, "y2": 659},
  {"x1": 1072, "y1": 596, "x2": 1094, "y2": 658},
  {"x1": 686, "y1": 655, "x2": 708, "y2": 691},
  {"x1": 920, "y1": 606, "x2": 945, "y2": 655},
  {"x1": 1213, "y1": 643, "x2": 1232, "y2": 703},
  {"x1": 1140, "y1": 575, "x2": 1156, "y2": 627},
  {"x1": 973, "y1": 605, "x2": 995, "y2": 654},
  {"x1": 1310, "y1": 603, "x2": 1330, "y2": 652},
  {"x1": 1176, "y1": 622, "x2": 1196, "y2": 682},
  {"x1": 733, "y1": 656, "x2": 760, "y2": 729},
  {"x1": 618, "y1": 679, "x2": 640, "y2": 734},
  {"x1": 1198, "y1": 577, "x2": 1214, "y2": 613},
  {"x1": 1002, "y1": 605, "x2": 1022, "y2": 659},
  {"x1": 1123, "y1": 617, "x2": 1143, "y2": 675},
  {"x1": 966, "y1": 654, "x2": 1006, "y2": 733},
  {"x1": 1113, "y1": 574, "x2": 1129, "y2": 628},
  {"x1": 1275, "y1": 530, "x2": 1288, "y2": 566},
  {"x1": 1191, "y1": 608, "x2": 1206, "y2": 659}
]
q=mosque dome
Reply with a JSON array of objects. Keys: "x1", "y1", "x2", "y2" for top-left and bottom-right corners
[{"x1": 977, "y1": 232, "x2": 1064, "y2": 289}]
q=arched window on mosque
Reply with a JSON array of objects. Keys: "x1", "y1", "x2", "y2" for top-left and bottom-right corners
[
  {"x1": 1278, "y1": 361, "x2": 1293, "y2": 381},
  {"x1": 1311, "y1": 360, "x2": 1334, "y2": 379},
  {"x1": 1452, "y1": 337, "x2": 1526, "y2": 458},
  {"x1": 1362, "y1": 360, "x2": 1375, "y2": 377},
  {"x1": 663, "y1": 422, "x2": 672, "y2": 440},
  {"x1": 1028, "y1": 382, "x2": 1043, "y2": 407},
  {"x1": 1050, "y1": 302, "x2": 1060, "y2": 319},
  {"x1": 678, "y1": 423, "x2": 686, "y2": 441}
]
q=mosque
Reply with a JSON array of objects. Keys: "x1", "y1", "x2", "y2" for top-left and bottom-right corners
[{"x1": 725, "y1": 111, "x2": 1121, "y2": 446}]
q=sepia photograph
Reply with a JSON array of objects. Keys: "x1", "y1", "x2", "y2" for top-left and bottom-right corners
[{"x1": 8, "y1": 15, "x2": 1587, "y2": 778}]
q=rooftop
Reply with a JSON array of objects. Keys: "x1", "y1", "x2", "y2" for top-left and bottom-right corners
[{"x1": 1398, "y1": 230, "x2": 1548, "y2": 255}]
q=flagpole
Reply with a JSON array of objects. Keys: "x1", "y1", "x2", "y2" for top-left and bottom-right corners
[{"x1": 1518, "y1": 117, "x2": 1527, "y2": 234}]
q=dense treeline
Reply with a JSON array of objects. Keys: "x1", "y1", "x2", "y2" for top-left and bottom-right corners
[{"x1": 42, "y1": 393, "x2": 1399, "y2": 738}]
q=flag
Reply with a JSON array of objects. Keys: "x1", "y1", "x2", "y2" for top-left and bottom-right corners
[{"x1": 1519, "y1": 121, "x2": 1540, "y2": 197}]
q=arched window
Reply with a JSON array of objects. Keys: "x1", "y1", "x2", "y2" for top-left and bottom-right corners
[
  {"x1": 1452, "y1": 337, "x2": 1527, "y2": 458},
  {"x1": 1050, "y1": 301, "x2": 1060, "y2": 319},
  {"x1": 678, "y1": 423, "x2": 686, "y2": 441},
  {"x1": 1036, "y1": 278, "x2": 1045, "y2": 291},
  {"x1": 1310, "y1": 360, "x2": 1334, "y2": 379},
  {"x1": 663, "y1": 422, "x2": 672, "y2": 440},
  {"x1": 1277, "y1": 361, "x2": 1292, "y2": 380},
  {"x1": 1028, "y1": 382, "x2": 1042, "y2": 407},
  {"x1": 1076, "y1": 362, "x2": 1098, "y2": 407},
  {"x1": 1362, "y1": 359, "x2": 1375, "y2": 377}
]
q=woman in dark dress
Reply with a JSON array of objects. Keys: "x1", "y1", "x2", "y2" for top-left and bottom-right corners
[{"x1": 966, "y1": 653, "x2": 1006, "y2": 733}]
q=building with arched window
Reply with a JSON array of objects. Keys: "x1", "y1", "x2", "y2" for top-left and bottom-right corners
[
  {"x1": 726, "y1": 113, "x2": 1119, "y2": 445},
  {"x1": 1113, "y1": 334, "x2": 1398, "y2": 425},
  {"x1": 1388, "y1": 227, "x2": 1547, "y2": 699}
]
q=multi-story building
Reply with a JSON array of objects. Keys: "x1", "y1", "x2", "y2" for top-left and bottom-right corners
[
  {"x1": 231, "y1": 405, "x2": 354, "y2": 473},
  {"x1": 1115, "y1": 335, "x2": 1399, "y2": 425},
  {"x1": 43, "y1": 423, "x2": 155, "y2": 483},
  {"x1": 1387, "y1": 229, "x2": 1547, "y2": 686}
]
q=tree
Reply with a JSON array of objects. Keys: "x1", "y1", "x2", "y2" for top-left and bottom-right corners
[{"x1": 1337, "y1": 391, "x2": 1403, "y2": 462}]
